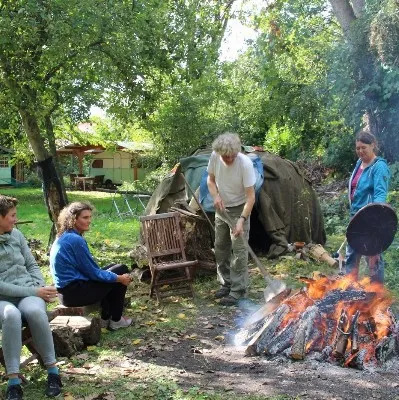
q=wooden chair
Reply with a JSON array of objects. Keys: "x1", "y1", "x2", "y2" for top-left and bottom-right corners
[
  {"x1": 69, "y1": 173, "x2": 77, "y2": 189},
  {"x1": 93, "y1": 175, "x2": 105, "y2": 190},
  {"x1": 140, "y1": 212, "x2": 197, "y2": 301}
]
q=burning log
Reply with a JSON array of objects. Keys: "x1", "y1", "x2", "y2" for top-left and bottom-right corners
[
  {"x1": 350, "y1": 311, "x2": 360, "y2": 354},
  {"x1": 236, "y1": 317, "x2": 271, "y2": 348},
  {"x1": 388, "y1": 307, "x2": 397, "y2": 326},
  {"x1": 244, "y1": 288, "x2": 292, "y2": 327},
  {"x1": 246, "y1": 304, "x2": 290, "y2": 356},
  {"x1": 290, "y1": 305, "x2": 319, "y2": 360},
  {"x1": 375, "y1": 335, "x2": 398, "y2": 363},
  {"x1": 236, "y1": 289, "x2": 292, "y2": 347},
  {"x1": 332, "y1": 309, "x2": 349, "y2": 360},
  {"x1": 239, "y1": 273, "x2": 396, "y2": 370},
  {"x1": 316, "y1": 289, "x2": 374, "y2": 314},
  {"x1": 351, "y1": 323, "x2": 359, "y2": 354},
  {"x1": 265, "y1": 320, "x2": 298, "y2": 356},
  {"x1": 364, "y1": 317, "x2": 377, "y2": 339}
]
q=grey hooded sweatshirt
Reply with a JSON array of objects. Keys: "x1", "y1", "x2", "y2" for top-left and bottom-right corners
[{"x1": 0, "y1": 229, "x2": 45, "y2": 303}]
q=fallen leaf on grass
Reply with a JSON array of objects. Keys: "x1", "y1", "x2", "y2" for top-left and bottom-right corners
[
  {"x1": 63, "y1": 392, "x2": 75, "y2": 400},
  {"x1": 145, "y1": 320, "x2": 156, "y2": 326},
  {"x1": 214, "y1": 335, "x2": 225, "y2": 341},
  {"x1": 64, "y1": 367, "x2": 96, "y2": 375},
  {"x1": 121, "y1": 368, "x2": 138, "y2": 376},
  {"x1": 74, "y1": 354, "x2": 89, "y2": 360},
  {"x1": 168, "y1": 336, "x2": 180, "y2": 343},
  {"x1": 132, "y1": 339, "x2": 143, "y2": 345},
  {"x1": 157, "y1": 317, "x2": 170, "y2": 322},
  {"x1": 177, "y1": 313, "x2": 186, "y2": 319},
  {"x1": 184, "y1": 334, "x2": 197, "y2": 339},
  {"x1": 86, "y1": 346, "x2": 97, "y2": 351}
]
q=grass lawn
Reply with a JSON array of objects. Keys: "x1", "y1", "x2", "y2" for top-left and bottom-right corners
[
  {"x1": 0, "y1": 187, "x2": 142, "y2": 266},
  {"x1": 0, "y1": 187, "x2": 398, "y2": 400}
]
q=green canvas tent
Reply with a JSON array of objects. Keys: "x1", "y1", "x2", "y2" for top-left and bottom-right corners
[{"x1": 145, "y1": 149, "x2": 326, "y2": 259}]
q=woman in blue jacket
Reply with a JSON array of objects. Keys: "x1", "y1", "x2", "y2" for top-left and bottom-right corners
[
  {"x1": 50, "y1": 202, "x2": 132, "y2": 331},
  {"x1": 346, "y1": 131, "x2": 391, "y2": 283}
]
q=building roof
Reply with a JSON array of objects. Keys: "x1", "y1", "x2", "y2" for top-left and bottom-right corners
[{"x1": 0, "y1": 145, "x2": 13, "y2": 154}]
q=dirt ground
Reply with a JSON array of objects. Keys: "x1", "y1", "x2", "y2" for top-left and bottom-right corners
[{"x1": 131, "y1": 300, "x2": 399, "y2": 400}]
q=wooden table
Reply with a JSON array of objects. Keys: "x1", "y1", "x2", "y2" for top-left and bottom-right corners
[{"x1": 74, "y1": 176, "x2": 95, "y2": 191}]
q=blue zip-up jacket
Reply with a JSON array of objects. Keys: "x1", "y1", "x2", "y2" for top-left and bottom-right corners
[
  {"x1": 348, "y1": 157, "x2": 390, "y2": 216},
  {"x1": 50, "y1": 229, "x2": 118, "y2": 289}
]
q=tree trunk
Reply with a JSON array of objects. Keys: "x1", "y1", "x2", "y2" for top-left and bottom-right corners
[
  {"x1": 351, "y1": 0, "x2": 365, "y2": 18},
  {"x1": 45, "y1": 115, "x2": 68, "y2": 201},
  {"x1": 19, "y1": 109, "x2": 68, "y2": 237},
  {"x1": 328, "y1": 0, "x2": 356, "y2": 37}
]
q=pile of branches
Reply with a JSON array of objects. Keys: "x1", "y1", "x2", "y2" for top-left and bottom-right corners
[{"x1": 296, "y1": 160, "x2": 331, "y2": 186}]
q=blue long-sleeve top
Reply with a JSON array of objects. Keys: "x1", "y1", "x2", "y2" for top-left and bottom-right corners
[
  {"x1": 50, "y1": 229, "x2": 118, "y2": 289},
  {"x1": 348, "y1": 157, "x2": 390, "y2": 216}
]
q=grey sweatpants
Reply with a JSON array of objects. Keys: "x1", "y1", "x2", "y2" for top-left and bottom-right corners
[
  {"x1": 214, "y1": 204, "x2": 250, "y2": 299},
  {"x1": 0, "y1": 296, "x2": 56, "y2": 375}
]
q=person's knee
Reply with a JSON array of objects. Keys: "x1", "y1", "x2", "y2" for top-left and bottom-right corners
[
  {"x1": 111, "y1": 263, "x2": 129, "y2": 275},
  {"x1": 119, "y1": 264, "x2": 129, "y2": 274},
  {"x1": 3, "y1": 306, "x2": 22, "y2": 326}
]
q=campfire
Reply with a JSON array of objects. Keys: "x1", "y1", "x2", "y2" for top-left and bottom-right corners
[{"x1": 237, "y1": 274, "x2": 397, "y2": 370}]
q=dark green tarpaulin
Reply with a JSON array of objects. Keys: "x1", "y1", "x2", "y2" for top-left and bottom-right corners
[{"x1": 145, "y1": 150, "x2": 326, "y2": 258}]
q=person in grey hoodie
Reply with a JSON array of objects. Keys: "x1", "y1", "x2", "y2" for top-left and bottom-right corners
[
  {"x1": 345, "y1": 131, "x2": 391, "y2": 283},
  {"x1": 0, "y1": 195, "x2": 62, "y2": 400}
]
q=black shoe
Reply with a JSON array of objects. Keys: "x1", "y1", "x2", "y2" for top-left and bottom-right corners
[
  {"x1": 214, "y1": 287, "x2": 230, "y2": 299},
  {"x1": 6, "y1": 384, "x2": 23, "y2": 400},
  {"x1": 219, "y1": 295, "x2": 238, "y2": 306},
  {"x1": 45, "y1": 373, "x2": 62, "y2": 397}
]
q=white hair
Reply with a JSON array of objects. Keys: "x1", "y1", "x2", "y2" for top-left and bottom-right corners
[{"x1": 212, "y1": 133, "x2": 242, "y2": 155}]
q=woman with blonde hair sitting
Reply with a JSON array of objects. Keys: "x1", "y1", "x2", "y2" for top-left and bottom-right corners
[{"x1": 50, "y1": 202, "x2": 132, "y2": 330}]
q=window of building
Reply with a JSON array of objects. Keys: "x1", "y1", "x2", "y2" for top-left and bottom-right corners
[
  {"x1": 0, "y1": 156, "x2": 9, "y2": 168},
  {"x1": 92, "y1": 159, "x2": 103, "y2": 168}
]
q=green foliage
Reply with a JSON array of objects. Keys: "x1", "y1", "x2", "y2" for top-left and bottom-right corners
[
  {"x1": 370, "y1": 0, "x2": 399, "y2": 68},
  {"x1": 319, "y1": 193, "x2": 350, "y2": 236},
  {"x1": 387, "y1": 163, "x2": 399, "y2": 192},
  {"x1": 321, "y1": 127, "x2": 356, "y2": 174},
  {"x1": 217, "y1": 0, "x2": 349, "y2": 162},
  {"x1": 119, "y1": 165, "x2": 171, "y2": 194}
]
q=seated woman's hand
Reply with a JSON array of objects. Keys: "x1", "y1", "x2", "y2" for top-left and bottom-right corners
[
  {"x1": 37, "y1": 286, "x2": 58, "y2": 302},
  {"x1": 116, "y1": 273, "x2": 132, "y2": 286}
]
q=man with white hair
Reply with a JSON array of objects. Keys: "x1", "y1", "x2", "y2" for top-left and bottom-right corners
[{"x1": 207, "y1": 133, "x2": 256, "y2": 306}]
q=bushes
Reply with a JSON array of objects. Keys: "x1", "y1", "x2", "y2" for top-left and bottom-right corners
[{"x1": 319, "y1": 191, "x2": 349, "y2": 236}]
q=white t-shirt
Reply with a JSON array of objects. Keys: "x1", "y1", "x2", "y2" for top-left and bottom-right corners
[{"x1": 207, "y1": 151, "x2": 256, "y2": 207}]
